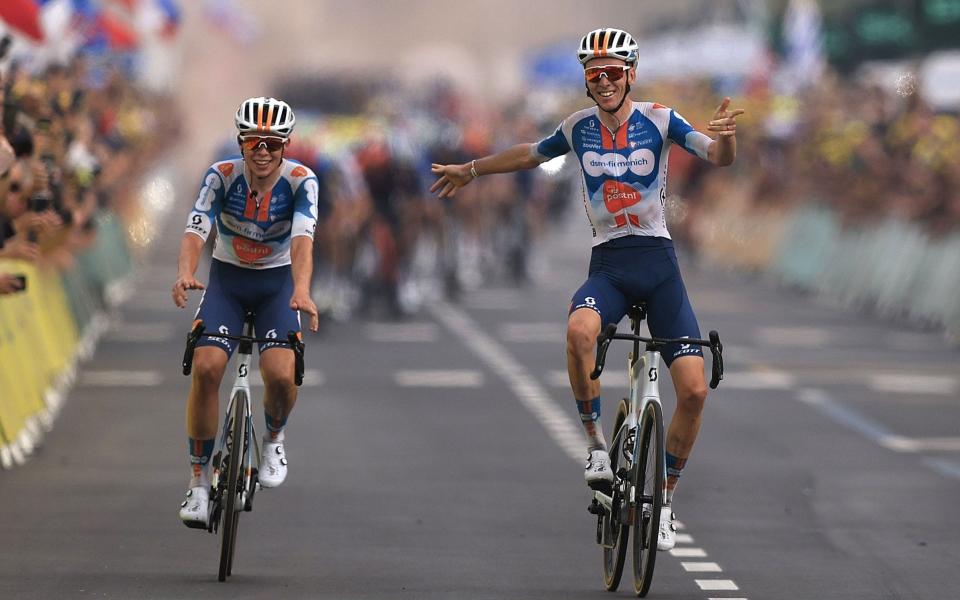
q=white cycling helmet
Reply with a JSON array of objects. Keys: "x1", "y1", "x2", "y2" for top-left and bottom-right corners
[
  {"x1": 578, "y1": 28, "x2": 638, "y2": 65},
  {"x1": 235, "y1": 97, "x2": 296, "y2": 139}
]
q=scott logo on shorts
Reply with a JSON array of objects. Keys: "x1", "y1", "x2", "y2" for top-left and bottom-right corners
[{"x1": 232, "y1": 237, "x2": 273, "y2": 264}]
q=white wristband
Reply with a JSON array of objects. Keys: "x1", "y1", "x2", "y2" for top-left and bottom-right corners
[{"x1": 469, "y1": 160, "x2": 479, "y2": 179}]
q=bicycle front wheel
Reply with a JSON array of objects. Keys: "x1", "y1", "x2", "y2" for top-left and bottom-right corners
[
  {"x1": 631, "y1": 401, "x2": 664, "y2": 597},
  {"x1": 218, "y1": 392, "x2": 247, "y2": 582},
  {"x1": 601, "y1": 400, "x2": 631, "y2": 591}
]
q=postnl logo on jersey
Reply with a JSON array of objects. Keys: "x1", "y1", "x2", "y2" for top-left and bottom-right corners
[
  {"x1": 232, "y1": 237, "x2": 273, "y2": 264},
  {"x1": 218, "y1": 163, "x2": 235, "y2": 177},
  {"x1": 602, "y1": 181, "x2": 642, "y2": 214},
  {"x1": 582, "y1": 149, "x2": 656, "y2": 178},
  {"x1": 291, "y1": 166, "x2": 308, "y2": 178}
]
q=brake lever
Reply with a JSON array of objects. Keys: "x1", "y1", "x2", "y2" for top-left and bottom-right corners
[
  {"x1": 590, "y1": 323, "x2": 618, "y2": 380},
  {"x1": 288, "y1": 331, "x2": 305, "y2": 386},
  {"x1": 708, "y1": 330, "x2": 723, "y2": 389},
  {"x1": 182, "y1": 321, "x2": 206, "y2": 376}
]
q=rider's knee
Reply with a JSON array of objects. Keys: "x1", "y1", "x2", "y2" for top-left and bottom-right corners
[
  {"x1": 262, "y1": 368, "x2": 296, "y2": 399},
  {"x1": 676, "y1": 384, "x2": 707, "y2": 415},
  {"x1": 192, "y1": 355, "x2": 226, "y2": 390},
  {"x1": 567, "y1": 317, "x2": 598, "y2": 356}
]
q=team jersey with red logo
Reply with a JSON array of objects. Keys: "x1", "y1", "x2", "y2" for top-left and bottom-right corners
[
  {"x1": 533, "y1": 102, "x2": 712, "y2": 245},
  {"x1": 185, "y1": 158, "x2": 319, "y2": 268}
]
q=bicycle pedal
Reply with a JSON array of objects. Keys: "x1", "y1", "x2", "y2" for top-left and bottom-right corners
[
  {"x1": 587, "y1": 499, "x2": 606, "y2": 516},
  {"x1": 587, "y1": 480, "x2": 613, "y2": 495}
]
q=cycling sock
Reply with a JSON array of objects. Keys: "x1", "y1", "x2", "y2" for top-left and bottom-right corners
[
  {"x1": 665, "y1": 451, "x2": 687, "y2": 504},
  {"x1": 264, "y1": 411, "x2": 287, "y2": 441},
  {"x1": 188, "y1": 437, "x2": 214, "y2": 488},
  {"x1": 577, "y1": 397, "x2": 606, "y2": 451}
]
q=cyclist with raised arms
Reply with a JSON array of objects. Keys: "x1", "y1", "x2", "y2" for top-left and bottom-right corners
[
  {"x1": 430, "y1": 28, "x2": 743, "y2": 550},
  {"x1": 172, "y1": 97, "x2": 320, "y2": 528}
]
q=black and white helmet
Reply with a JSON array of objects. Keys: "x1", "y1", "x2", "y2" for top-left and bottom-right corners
[
  {"x1": 577, "y1": 28, "x2": 638, "y2": 65},
  {"x1": 234, "y1": 97, "x2": 296, "y2": 139}
]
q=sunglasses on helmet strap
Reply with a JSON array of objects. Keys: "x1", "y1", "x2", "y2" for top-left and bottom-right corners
[
  {"x1": 584, "y1": 65, "x2": 630, "y2": 83},
  {"x1": 240, "y1": 136, "x2": 286, "y2": 152}
]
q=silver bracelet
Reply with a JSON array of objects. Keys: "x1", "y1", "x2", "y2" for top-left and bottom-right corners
[{"x1": 470, "y1": 160, "x2": 479, "y2": 179}]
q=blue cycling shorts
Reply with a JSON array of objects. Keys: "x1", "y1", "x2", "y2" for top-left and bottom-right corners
[
  {"x1": 569, "y1": 236, "x2": 703, "y2": 366},
  {"x1": 194, "y1": 259, "x2": 300, "y2": 356}
]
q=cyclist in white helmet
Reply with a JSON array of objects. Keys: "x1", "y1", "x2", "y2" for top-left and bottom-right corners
[
  {"x1": 431, "y1": 28, "x2": 744, "y2": 551},
  {"x1": 172, "y1": 96, "x2": 320, "y2": 528}
]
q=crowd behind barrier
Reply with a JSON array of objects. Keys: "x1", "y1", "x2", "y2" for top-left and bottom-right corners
[{"x1": 0, "y1": 55, "x2": 173, "y2": 468}]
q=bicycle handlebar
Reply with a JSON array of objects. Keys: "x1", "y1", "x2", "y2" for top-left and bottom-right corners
[
  {"x1": 181, "y1": 321, "x2": 306, "y2": 386},
  {"x1": 590, "y1": 323, "x2": 724, "y2": 389}
]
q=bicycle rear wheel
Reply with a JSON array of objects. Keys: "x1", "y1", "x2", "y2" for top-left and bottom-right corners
[
  {"x1": 218, "y1": 392, "x2": 247, "y2": 582},
  {"x1": 631, "y1": 401, "x2": 664, "y2": 597},
  {"x1": 601, "y1": 400, "x2": 630, "y2": 591}
]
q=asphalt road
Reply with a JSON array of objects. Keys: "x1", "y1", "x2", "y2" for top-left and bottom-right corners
[{"x1": 1, "y1": 174, "x2": 958, "y2": 600}]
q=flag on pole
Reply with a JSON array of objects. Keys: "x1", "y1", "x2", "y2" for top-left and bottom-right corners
[{"x1": 0, "y1": 0, "x2": 45, "y2": 42}]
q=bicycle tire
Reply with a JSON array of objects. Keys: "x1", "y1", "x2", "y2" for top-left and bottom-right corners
[
  {"x1": 631, "y1": 401, "x2": 664, "y2": 597},
  {"x1": 601, "y1": 399, "x2": 631, "y2": 591},
  {"x1": 218, "y1": 392, "x2": 247, "y2": 582}
]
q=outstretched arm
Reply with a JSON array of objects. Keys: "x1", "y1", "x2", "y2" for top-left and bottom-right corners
[
  {"x1": 706, "y1": 97, "x2": 745, "y2": 167},
  {"x1": 430, "y1": 143, "x2": 541, "y2": 198}
]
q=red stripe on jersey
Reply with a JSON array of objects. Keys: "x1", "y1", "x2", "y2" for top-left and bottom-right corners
[
  {"x1": 243, "y1": 191, "x2": 258, "y2": 219},
  {"x1": 600, "y1": 123, "x2": 629, "y2": 150},
  {"x1": 257, "y1": 190, "x2": 272, "y2": 221}
]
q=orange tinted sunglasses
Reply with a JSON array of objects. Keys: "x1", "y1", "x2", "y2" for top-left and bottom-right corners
[
  {"x1": 240, "y1": 136, "x2": 285, "y2": 152},
  {"x1": 585, "y1": 65, "x2": 630, "y2": 83}
]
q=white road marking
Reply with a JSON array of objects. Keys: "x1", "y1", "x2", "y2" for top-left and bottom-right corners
[
  {"x1": 867, "y1": 373, "x2": 957, "y2": 395},
  {"x1": 681, "y1": 562, "x2": 722, "y2": 572},
  {"x1": 365, "y1": 323, "x2": 439, "y2": 343},
  {"x1": 755, "y1": 326, "x2": 832, "y2": 347},
  {"x1": 879, "y1": 436, "x2": 960, "y2": 453},
  {"x1": 248, "y1": 369, "x2": 324, "y2": 387},
  {"x1": 500, "y1": 322, "x2": 562, "y2": 343},
  {"x1": 79, "y1": 370, "x2": 163, "y2": 386},
  {"x1": 394, "y1": 370, "x2": 484, "y2": 388},
  {"x1": 922, "y1": 457, "x2": 960, "y2": 480},
  {"x1": 105, "y1": 322, "x2": 176, "y2": 342},
  {"x1": 674, "y1": 533, "x2": 694, "y2": 544},
  {"x1": 696, "y1": 579, "x2": 739, "y2": 591},
  {"x1": 428, "y1": 302, "x2": 585, "y2": 461},
  {"x1": 669, "y1": 548, "x2": 707, "y2": 558},
  {"x1": 721, "y1": 370, "x2": 796, "y2": 390}
]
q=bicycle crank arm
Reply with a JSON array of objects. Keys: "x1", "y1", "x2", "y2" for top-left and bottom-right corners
[{"x1": 592, "y1": 490, "x2": 613, "y2": 512}]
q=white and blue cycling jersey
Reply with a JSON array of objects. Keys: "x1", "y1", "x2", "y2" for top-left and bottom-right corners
[
  {"x1": 532, "y1": 101, "x2": 712, "y2": 245},
  {"x1": 185, "y1": 158, "x2": 319, "y2": 269}
]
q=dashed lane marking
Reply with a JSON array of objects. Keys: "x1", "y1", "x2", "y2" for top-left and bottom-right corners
[
  {"x1": 674, "y1": 533, "x2": 694, "y2": 544},
  {"x1": 365, "y1": 323, "x2": 439, "y2": 343},
  {"x1": 548, "y1": 369, "x2": 629, "y2": 389},
  {"x1": 394, "y1": 370, "x2": 484, "y2": 388},
  {"x1": 669, "y1": 548, "x2": 707, "y2": 558},
  {"x1": 681, "y1": 562, "x2": 722, "y2": 572},
  {"x1": 79, "y1": 370, "x2": 163, "y2": 386},
  {"x1": 881, "y1": 436, "x2": 960, "y2": 453},
  {"x1": 696, "y1": 580, "x2": 739, "y2": 591},
  {"x1": 867, "y1": 373, "x2": 957, "y2": 395},
  {"x1": 721, "y1": 370, "x2": 796, "y2": 390}
]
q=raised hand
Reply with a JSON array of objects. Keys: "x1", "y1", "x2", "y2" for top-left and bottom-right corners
[{"x1": 707, "y1": 97, "x2": 745, "y2": 138}]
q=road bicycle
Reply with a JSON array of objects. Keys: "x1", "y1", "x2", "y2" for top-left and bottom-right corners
[
  {"x1": 181, "y1": 313, "x2": 305, "y2": 582},
  {"x1": 587, "y1": 303, "x2": 723, "y2": 596}
]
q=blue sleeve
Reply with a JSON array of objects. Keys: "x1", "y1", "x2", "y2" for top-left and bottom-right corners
[
  {"x1": 185, "y1": 166, "x2": 225, "y2": 240},
  {"x1": 667, "y1": 110, "x2": 711, "y2": 161},
  {"x1": 533, "y1": 122, "x2": 571, "y2": 161}
]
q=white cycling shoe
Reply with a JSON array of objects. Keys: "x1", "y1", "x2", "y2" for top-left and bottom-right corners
[
  {"x1": 179, "y1": 485, "x2": 209, "y2": 529},
  {"x1": 584, "y1": 449, "x2": 614, "y2": 491},
  {"x1": 657, "y1": 505, "x2": 677, "y2": 551},
  {"x1": 259, "y1": 441, "x2": 288, "y2": 488}
]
